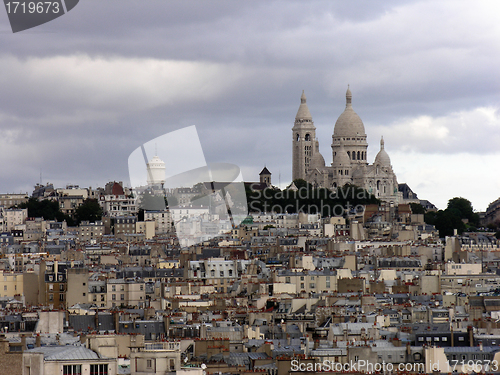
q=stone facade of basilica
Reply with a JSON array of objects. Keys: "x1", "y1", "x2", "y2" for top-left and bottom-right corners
[{"x1": 292, "y1": 87, "x2": 400, "y2": 204}]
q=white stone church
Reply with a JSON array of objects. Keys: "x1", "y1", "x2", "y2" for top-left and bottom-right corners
[{"x1": 292, "y1": 87, "x2": 400, "y2": 204}]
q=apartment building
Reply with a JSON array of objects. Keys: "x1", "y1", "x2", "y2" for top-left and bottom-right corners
[{"x1": 106, "y1": 279, "x2": 146, "y2": 309}]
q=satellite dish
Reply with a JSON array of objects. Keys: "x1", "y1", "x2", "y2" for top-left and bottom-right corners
[{"x1": 201, "y1": 364, "x2": 207, "y2": 370}]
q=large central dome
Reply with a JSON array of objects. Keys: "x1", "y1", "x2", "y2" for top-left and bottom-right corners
[{"x1": 333, "y1": 87, "x2": 366, "y2": 138}]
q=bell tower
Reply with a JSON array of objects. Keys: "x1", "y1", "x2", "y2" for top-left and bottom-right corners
[{"x1": 292, "y1": 91, "x2": 316, "y2": 181}]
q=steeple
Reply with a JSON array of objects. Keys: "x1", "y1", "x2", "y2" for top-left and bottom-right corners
[
  {"x1": 295, "y1": 90, "x2": 313, "y2": 120},
  {"x1": 380, "y1": 136, "x2": 384, "y2": 150},
  {"x1": 346, "y1": 84, "x2": 352, "y2": 107}
]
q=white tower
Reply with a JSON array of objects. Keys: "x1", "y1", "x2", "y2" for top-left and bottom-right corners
[{"x1": 146, "y1": 155, "x2": 166, "y2": 185}]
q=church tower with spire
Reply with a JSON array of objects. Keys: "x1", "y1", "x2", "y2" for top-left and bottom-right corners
[{"x1": 292, "y1": 91, "x2": 317, "y2": 181}]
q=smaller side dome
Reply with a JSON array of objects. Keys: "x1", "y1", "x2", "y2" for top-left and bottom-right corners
[
  {"x1": 375, "y1": 136, "x2": 391, "y2": 167},
  {"x1": 310, "y1": 152, "x2": 325, "y2": 169},
  {"x1": 332, "y1": 140, "x2": 351, "y2": 166}
]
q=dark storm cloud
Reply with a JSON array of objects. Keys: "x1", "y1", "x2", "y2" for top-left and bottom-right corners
[{"x1": 0, "y1": 0, "x2": 499, "y2": 210}]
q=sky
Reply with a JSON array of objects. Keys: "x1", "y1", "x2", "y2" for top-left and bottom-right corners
[{"x1": 0, "y1": 0, "x2": 499, "y2": 211}]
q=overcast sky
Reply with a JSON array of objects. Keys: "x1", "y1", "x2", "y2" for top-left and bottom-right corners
[{"x1": 0, "y1": 0, "x2": 499, "y2": 211}]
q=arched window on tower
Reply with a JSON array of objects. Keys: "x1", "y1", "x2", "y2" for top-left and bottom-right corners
[
  {"x1": 296, "y1": 134, "x2": 300, "y2": 141},
  {"x1": 357, "y1": 151, "x2": 360, "y2": 160},
  {"x1": 347, "y1": 151, "x2": 350, "y2": 159},
  {"x1": 352, "y1": 151, "x2": 356, "y2": 160},
  {"x1": 305, "y1": 133, "x2": 311, "y2": 141},
  {"x1": 377, "y1": 180, "x2": 380, "y2": 191}
]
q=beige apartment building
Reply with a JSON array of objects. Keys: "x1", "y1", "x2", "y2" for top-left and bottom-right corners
[
  {"x1": 78, "y1": 221, "x2": 104, "y2": 243},
  {"x1": 4, "y1": 208, "x2": 27, "y2": 231},
  {"x1": 135, "y1": 221, "x2": 156, "y2": 240},
  {"x1": 0, "y1": 271, "x2": 23, "y2": 298},
  {"x1": 274, "y1": 269, "x2": 350, "y2": 294},
  {"x1": 107, "y1": 279, "x2": 146, "y2": 309},
  {"x1": 66, "y1": 268, "x2": 89, "y2": 309},
  {"x1": 144, "y1": 210, "x2": 172, "y2": 234},
  {"x1": 130, "y1": 341, "x2": 181, "y2": 374}
]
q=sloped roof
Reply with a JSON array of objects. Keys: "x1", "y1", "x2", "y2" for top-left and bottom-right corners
[
  {"x1": 26, "y1": 345, "x2": 107, "y2": 361},
  {"x1": 259, "y1": 167, "x2": 271, "y2": 175}
]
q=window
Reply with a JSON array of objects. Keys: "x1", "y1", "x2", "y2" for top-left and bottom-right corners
[
  {"x1": 63, "y1": 365, "x2": 82, "y2": 375},
  {"x1": 3, "y1": 286, "x2": 6, "y2": 291},
  {"x1": 147, "y1": 359, "x2": 152, "y2": 369},
  {"x1": 112, "y1": 285, "x2": 116, "y2": 292},
  {"x1": 120, "y1": 294, "x2": 124, "y2": 301},
  {"x1": 285, "y1": 277, "x2": 291, "y2": 284},
  {"x1": 112, "y1": 294, "x2": 116, "y2": 301},
  {"x1": 90, "y1": 364, "x2": 108, "y2": 375}
]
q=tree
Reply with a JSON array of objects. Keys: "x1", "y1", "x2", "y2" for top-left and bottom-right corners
[
  {"x1": 19, "y1": 197, "x2": 74, "y2": 225},
  {"x1": 76, "y1": 199, "x2": 103, "y2": 224},
  {"x1": 424, "y1": 196, "x2": 478, "y2": 237},
  {"x1": 410, "y1": 203, "x2": 425, "y2": 215},
  {"x1": 447, "y1": 197, "x2": 479, "y2": 226},
  {"x1": 139, "y1": 191, "x2": 165, "y2": 211}
]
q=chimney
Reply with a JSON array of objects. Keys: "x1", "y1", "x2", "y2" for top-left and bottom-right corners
[
  {"x1": 467, "y1": 326, "x2": 473, "y2": 347},
  {"x1": 35, "y1": 334, "x2": 41, "y2": 348},
  {"x1": 21, "y1": 334, "x2": 27, "y2": 351}
]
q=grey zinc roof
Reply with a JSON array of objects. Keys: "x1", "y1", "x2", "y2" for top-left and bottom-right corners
[{"x1": 26, "y1": 345, "x2": 106, "y2": 360}]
